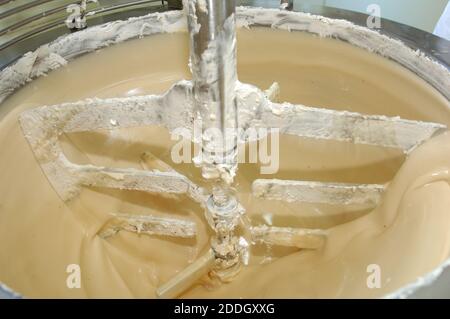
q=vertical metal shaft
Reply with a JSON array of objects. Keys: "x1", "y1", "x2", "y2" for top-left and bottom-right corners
[
  {"x1": 186, "y1": 0, "x2": 238, "y2": 183},
  {"x1": 186, "y1": 0, "x2": 243, "y2": 281}
]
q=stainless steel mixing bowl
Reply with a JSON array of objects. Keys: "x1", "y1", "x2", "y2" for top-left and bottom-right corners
[{"x1": 0, "y1": 0, "x2": 449, "y2": 299}]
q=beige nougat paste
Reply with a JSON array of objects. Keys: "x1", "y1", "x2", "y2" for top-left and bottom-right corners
[{"x1": 0, "y1": 28, "x2": 449, "y2": 298}]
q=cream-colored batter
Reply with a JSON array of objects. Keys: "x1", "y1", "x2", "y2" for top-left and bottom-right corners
[{"x1": 0, "y1": 28, "x2": 449, "y2": 298}]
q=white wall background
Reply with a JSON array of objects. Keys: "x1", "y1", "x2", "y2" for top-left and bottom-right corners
[
  {"x1": 246, "y1": 0, "x2": 450, "y2": 38},
  {"x1": 320, "y1": 0, "x2": 449, "y2": 33}
]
